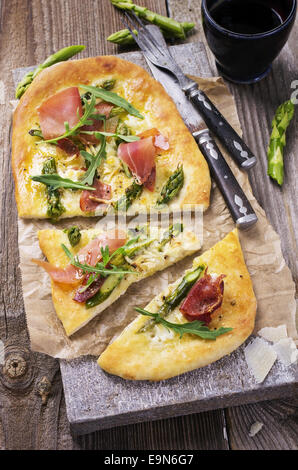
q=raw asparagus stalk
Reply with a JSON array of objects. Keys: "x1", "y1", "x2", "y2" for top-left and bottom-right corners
[
  {"x1": 138, "y1": 264, "x2": 206, "y2": 333},
  {"x1": 267, "y1": 100, "x2": 295, "y2": 186},
  {"x1": 107, "y1": 24, "x2": 195, "y2": 46},
  {"x1": 109, "y1": 1, "x2": 195, "y2": 42},
  {"x1": 15, "y1": 45, "x2": 85, "y2": 99}
]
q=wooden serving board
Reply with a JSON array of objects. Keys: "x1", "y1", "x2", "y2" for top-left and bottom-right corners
[
  {"x1": 13, "y1": 42, "x2": 297, "y2": 436},
  {"x1": 56, "y1": 42, "x2": 295, "y2": 435}
]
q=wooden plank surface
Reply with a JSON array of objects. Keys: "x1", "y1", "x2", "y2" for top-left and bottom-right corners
[
  {"x1": 168, "y1": 0, "x2": 298, "y2": 451},
  {"x1": 57, "y1": 42, "x2": 297, "y2": 435},
  {"x1": 0, "y1": 0, "x2": 297, "y2": 450}
]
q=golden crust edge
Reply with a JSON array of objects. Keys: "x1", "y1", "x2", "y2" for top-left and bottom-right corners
[
  {"x1": 98, "y1": 229, "x2": 257, "y2": 381},
  {"x1": 12, "y1": 55, "x2": 210, "y2": 217}
]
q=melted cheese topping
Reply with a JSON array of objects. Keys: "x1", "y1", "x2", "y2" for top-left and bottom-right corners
[{"x1": 26, "y1": 86, "x2": 171, "y2": 217}]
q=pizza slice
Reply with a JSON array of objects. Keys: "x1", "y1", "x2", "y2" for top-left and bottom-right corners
[
  {"x1": 12, "y1": 56, "x2": 211, "y2": 219},
  {"x1": 34, "y1": 223, "x2": 201, "y2": 336},
  {"x1": 98, "y1": 229, "x2": 257, "y2": 381}
]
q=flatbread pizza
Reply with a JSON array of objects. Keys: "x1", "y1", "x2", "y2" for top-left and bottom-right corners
[
  {"x1": 34, "y1": 223, "x2": 202, "y2": 336},
  {"x1": 12, "y1": 56, "x2": 211, "y2": 219},
  {"x1": 98, "y1": 229, "x2": 257, "y2": 381}
]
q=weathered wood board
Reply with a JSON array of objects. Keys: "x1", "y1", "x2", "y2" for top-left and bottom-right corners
[{"x1": 41, "y1": 42, "x2": 296, "y2": 435}]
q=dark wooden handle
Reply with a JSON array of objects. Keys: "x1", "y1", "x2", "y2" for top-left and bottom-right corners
[
  {"x1": 186, "y1": 85, "x2": 257, "y2": 170},
  {"x1": 193, "y1": 129, "x2": 258, "y2": 230}
]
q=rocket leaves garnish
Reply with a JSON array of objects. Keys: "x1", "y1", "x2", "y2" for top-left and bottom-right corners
[
  {"x1": 80, "y1": 130, "x2": 140, "y2": 143},
  {"x1": 135, "y1": 307, "x2": 232, "y2": 340},
  {"x1": 79, "y1": 85, "x2": 144, "y2": 119},
  {"x1": 79, "y1": 134, "x2": 106, "y2": 186},
  {"x1": 38, "y1": 94, "x2": 100, "y2": 145},
  {"x1": 30, "y1": 174, "x2": 96, "y2": 191},
  {"x1": 61, "y1": 243, "x2": 138, "y2": 278}
]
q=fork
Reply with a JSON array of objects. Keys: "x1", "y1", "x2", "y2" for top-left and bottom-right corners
[{"x1": 121, "y1": 11, "x2": 257, "y2": 171}]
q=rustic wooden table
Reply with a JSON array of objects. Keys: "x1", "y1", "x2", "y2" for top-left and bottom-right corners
[{"x1": 0, "y1": 0, "x2": 297, "y2": 450}]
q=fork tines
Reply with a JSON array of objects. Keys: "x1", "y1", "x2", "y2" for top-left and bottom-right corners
[{"x1": 120, "y1": 11, "x2": 166, "y2": 57}]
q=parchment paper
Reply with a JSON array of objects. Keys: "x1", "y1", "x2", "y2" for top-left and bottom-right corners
[{"x1": 16, "y1": 76, "x2": 297, "y2": 359}]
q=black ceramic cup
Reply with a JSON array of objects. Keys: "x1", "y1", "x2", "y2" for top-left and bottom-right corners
[{"x1": 201, "y1": 0, "x2": 297, "y2": 84}]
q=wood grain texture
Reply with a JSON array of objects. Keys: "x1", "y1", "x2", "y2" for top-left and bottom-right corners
[
  {"x1": 0, "y1": 0, "x2": 228, "y2": 450},
  {"x1": 168, "y1": 0, "x2": 298, "y2": 451},
  {"x1": 0, "y1": 0, "x2": 297, "y2": 450},
  {"x1": 168, "y1": 0, "x2": 298, "y2": 281}
]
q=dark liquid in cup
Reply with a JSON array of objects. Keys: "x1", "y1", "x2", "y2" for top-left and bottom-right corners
[{"x1": 209, "y1": 0, "x2": 283, "y2": 34}]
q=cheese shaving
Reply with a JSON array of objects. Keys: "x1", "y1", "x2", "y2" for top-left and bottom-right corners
[
  {"x1": 244, "y1": 337, "x2": 277, "y2": 383},
  {"x1": 257, "y1": 325, "x2": 288, "y2": 343},
  {"x1": 272, "y1": 338, "x2": 298, "y2": 366},
  {"x1": 249, "y1": 421, "x2": 264, "y2": 437}
]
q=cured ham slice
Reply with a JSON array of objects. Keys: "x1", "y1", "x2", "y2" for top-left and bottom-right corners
[
  {"x1": 76, "y1": 229, "x2": 126, "y2": 267},
  {"x1": 57, "y1": 138, "x2": 79, "y2": 156},
  {"x1": 32, "y1": 229, "x2": 127, "y2": 285},
  {"x1": 38, "y1": 87, "x2": 83, "y2": 140},
  {"x1": 32, "y1": 259, "x2": 83, "y2": 285},
  {"x1": 73, "y1": 273, "x2": 105, "y2": 303},
  {"x1": 144, "y1": 166, "x2": 156, "y2": 192},
  {"x1": 80, "y1": 101, "x2": 115, "y2": 144},
  {"x1": 138, "y1": 128, "x2": 169, "y2": 151},
  {"x1": 180, "y1": 271, "x2": 226, "y2": 324},
  {"x1": 80, "y1": 178, "x2": 112, "y2": 212},
  {"x1": 118, "y1": 137, "x2": 156, "y2": 185},
  {"x1": 118, "y1": 129, "x2": 168, "y2": 187}
]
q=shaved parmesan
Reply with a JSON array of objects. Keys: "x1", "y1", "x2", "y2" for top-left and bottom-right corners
[
  {"x1": 272, "y1": 338, "x2": 298, "y2": 366},
  {"x1": 257, "y1": 325, "x2": 288, "y2": 343},
  {"x1": 249, "y1": 421, "x2": 264, "y2": 437},
  {"x1": 244, "y1": 337, "x2": 277, "y2": 383}
]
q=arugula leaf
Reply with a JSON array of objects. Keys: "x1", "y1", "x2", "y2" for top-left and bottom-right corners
[
  {"x1": 61, "y1": 243, "x2": 138, "y2": 277},
  {"x1": 30, "y1": 174, "x2": 96, "y2": 191},
  {"x1": 135, "y1": 307, "x2": 232, "y2": 340},
  {"x1": 79, "y1": 85, "x2": 144, "y2": 119},
  {"x1": 81, "y1": 130, "x2": 140, "y2": 143},
  {"x1": 79, "y1": 134, "x2": 106, "y2": 186},
  {"x1": 39, "y1": 94, "x2": 102, "y2": 145}
]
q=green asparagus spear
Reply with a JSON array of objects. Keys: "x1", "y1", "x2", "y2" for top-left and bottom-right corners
[
  {"x1": 107, "y1": 23, "x2": 195, "y2": 46},
  {"x1": 267, "y1": 100, "x2": 295, "y2": 186},
  {"x1": 158, "y1": 223, "x2": 183, "y2": 251},
  {"x1": 15, "y1": 45, "x2": 85, "y2": 99},
  {"x1": 138, "y1": 264, "x2": 206, "y2": 333},
  {"x1": 156, "y1": 164, "x2": 184, "y2": 206},
  {"x1": 63, "y1": 226, "x2": 81, "y2": 247},
  {"x1": 109, "y1": 1, "x2": 195, "y2": 41},
  {"x1": 113, "y1": 181, "x2": 143, "y2": 212},
  {"x1": 41, "y1": 158, "x2": 65, "y2": 220}
]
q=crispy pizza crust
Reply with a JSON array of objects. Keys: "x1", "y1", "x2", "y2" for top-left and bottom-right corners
[
  {"x1": 12, "y1": 56, "x2": 211, "y2": 218},
  {"x1": 98, "y1": 229, "x2": 257, "y2": 381},
  {"x1": 37, "y1": 226, "x2": 201, "y2": 336}
]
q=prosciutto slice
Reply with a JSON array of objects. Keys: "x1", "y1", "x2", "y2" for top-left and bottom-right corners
[
  {"x1": 80, "y1": 178, "x2": 112, "y2": 212},
  {"x1": 57, "y1": 138, "x2": 79, "y2": 156},
  {"x1": 32, "y1": 229, "x2": 127, "y2": 285},
  {"x1": 38, "y1": 87, "x2": 83, "y2": 140},
  {"x1": 118, "y1": 129, "x2": 169, "y2": 187},
  {"x1": 118, "y1": 136, "x2": 156, "y2": 185},
  {"x1": 138, "y1": 128, "x2": 170, "y2": 151},
  {"x1": 80, "y1": 101, "x2": 115, "y2": 144},
  {"x1": 179, "y1": 271, "x2": 226, "y2": 324},
  {"x1": 73, "y1": 273, "x2": 105, "y2": 303}
]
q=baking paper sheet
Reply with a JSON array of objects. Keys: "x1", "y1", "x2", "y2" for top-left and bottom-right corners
[{"x1": 16, "y1": 76, "x2": 297, "y2": 359}]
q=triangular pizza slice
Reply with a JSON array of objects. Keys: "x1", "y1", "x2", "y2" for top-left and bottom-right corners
[
  {"x1": 35, "y1": 223, "x2": 201, "y2": 336},
  {"x1": 98, "y1": 229, "x2": 257, "y2": 381}
]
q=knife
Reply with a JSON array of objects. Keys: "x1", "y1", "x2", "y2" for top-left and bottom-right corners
[{"x1": 143, "y1": 25, "x2": 258, "y2": 230}]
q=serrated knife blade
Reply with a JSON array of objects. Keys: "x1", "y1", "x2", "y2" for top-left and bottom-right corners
[{"x1": 144, "y1": 57, "x2": 207, "y2": 135}]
